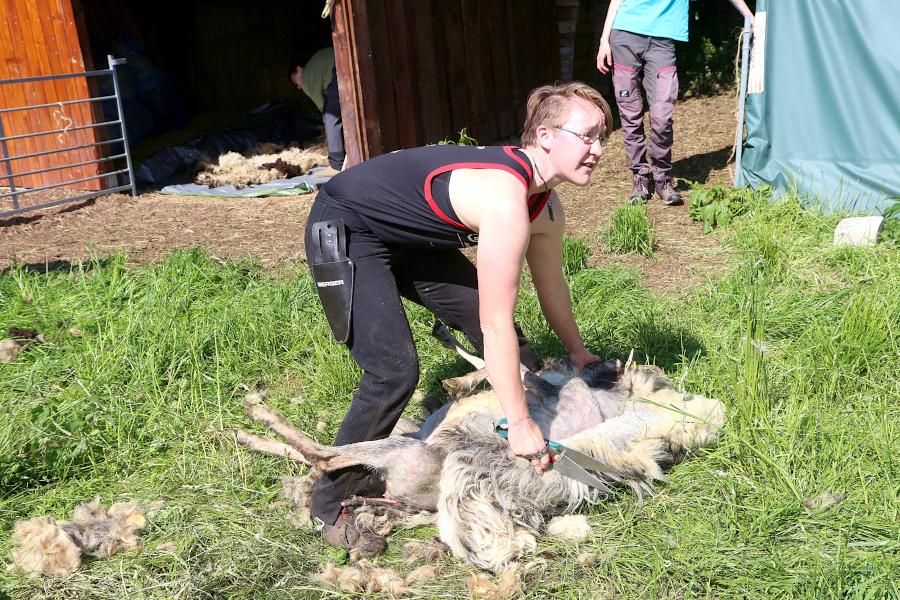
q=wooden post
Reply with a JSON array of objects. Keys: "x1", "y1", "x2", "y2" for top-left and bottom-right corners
[{"x1": 331, "y1": 0, "x2": 380, "y2": 167}]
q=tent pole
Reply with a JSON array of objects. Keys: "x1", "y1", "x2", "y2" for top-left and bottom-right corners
[{"x1": 734, "y1": 16, "x2": 752, "y2": 188}]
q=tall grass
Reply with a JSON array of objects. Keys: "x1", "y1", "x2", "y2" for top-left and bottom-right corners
[
  {"x1": 562, "y1": 235, "x2": 590, "y2": 277},
  {"x1": 1, "y1": 194, "x2": 898, "y2": 599},
  {"x1": 603, "y1": 203, "x2": 657, "y2": 256}
]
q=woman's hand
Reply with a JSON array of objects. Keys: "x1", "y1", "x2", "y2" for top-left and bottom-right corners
[
  {"x1": 596, "y1": 39, "x2": 613, "y2": 74},
  {"x1": 507, "y1": 416, "x2": 551, "y2": 475},
  {"x1": 569, "y1": 348, "x2": 601, "y2": 371}
]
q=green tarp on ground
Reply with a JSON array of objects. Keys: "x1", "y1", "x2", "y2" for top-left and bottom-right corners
[{"x1": 740, "y1": 0, "x2": 900, "y2": 214}]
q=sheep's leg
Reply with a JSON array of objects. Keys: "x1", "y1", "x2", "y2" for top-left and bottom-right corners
[
  {"x1": 232, "y1": 430, "x2": 309, "y2": 465},
  {"x1": 233, "y1": 420, "x2": 390, "y2": 472},
  {"x1": 242, "y1": 401, "x2": 321, "y2": 455},
  {"x1": 240, "y1": 401, "x2": 441, "y2": 509},
  {"x1": 441, "y1": 363, "x2": 532, "y2": 396},
  {"x1": 342, "y1": 496, "x2": 402, "y2": 508},
  {"x1": 441, "y1": 367, "x2": 488, "y2": 396},
  {"x1": 242, "y1": 400, "x2": 426, "y2": 474},
  {"x1": 431, "y1": 320, "x2": 485, "y2": 369},
  {"x1": 307, "y1": 437, "x2": 426, "y2": 472}
]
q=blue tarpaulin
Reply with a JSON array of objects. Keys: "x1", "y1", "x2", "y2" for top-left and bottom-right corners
[
  {"x1": 160, "y1": 168, "x2": 332, "y2": 198},
  {"x1": 740, "y1": 0, "x2": 900, "y2": 214}
]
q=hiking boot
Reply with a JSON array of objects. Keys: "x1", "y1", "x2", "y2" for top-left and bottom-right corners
[
  {"x1": 654, "y1": 175, "x2": 683, "y2": 206},
  {"x1": 628, "y1": 172, "x2": 652, "y2": 205},
  {"x1": 320, "y1": 508, "x2": 387, "y2": 558}
]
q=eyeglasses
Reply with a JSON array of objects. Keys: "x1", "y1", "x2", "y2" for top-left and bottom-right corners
[{"x1": 554, "y1": 126, "x2": 608, "y2": 148}]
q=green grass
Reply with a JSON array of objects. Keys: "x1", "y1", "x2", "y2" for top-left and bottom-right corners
[
  {"x1": 1, "y1": 194, "x2": 898, "y2": 599},
  {"x1": 879, "y1": 197, "x2": 900, "y2": 247},
  {"x1": 603, "y1": 203, "x2": 657, "y2": 256},
  {"x1": 562, "y1": 235, "x2": 590, "y2": 278}
]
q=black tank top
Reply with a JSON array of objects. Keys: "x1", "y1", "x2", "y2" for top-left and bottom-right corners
[{"x1": 320, "y1": 145, "x2": 551, "y2": 248}]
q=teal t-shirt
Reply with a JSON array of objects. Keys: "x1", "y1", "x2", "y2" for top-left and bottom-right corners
[{"x1": 613, "y1": 0, "x2": 689, "y2": 42}]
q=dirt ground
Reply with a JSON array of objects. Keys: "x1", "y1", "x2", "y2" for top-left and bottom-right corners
[{"x1": 0, "y1": 93, "x2": 738, "y2": 292}]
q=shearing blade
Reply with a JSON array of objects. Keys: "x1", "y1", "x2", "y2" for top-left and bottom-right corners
[
  {"x1": 556, "y1": 444, "x2": 622, "y2": 479},
  {"x1": 552, "y1": 450, "x2": 614, "y2": 496}
]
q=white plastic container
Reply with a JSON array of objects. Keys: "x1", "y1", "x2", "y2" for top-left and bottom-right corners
[{"x1": 833, "y1": 216, "x2": 884, "y2": 247}]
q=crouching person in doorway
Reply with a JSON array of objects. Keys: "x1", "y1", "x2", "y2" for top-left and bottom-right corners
[
  {"x1": 289, "y1": 47, "x2": 345, "y2": 174},
  {"x1": 304, "y1": 82, "x2": 613, "y2": 553}
]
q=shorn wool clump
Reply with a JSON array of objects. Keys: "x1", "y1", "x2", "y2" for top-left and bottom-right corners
[{"x1": 9, "y1": 497, "x2": 148, "y2": 577}]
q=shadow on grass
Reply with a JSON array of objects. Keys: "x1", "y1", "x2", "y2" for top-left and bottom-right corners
[
  {"x1": 0, "y1": 256, "x2": 116, "y2": 276},
  {"x1": 418, "y1": 320, "x2": 706, "y2": 403},
  {"x1": 578, "y1": 320, "x2": 706, "y2": 374},
  {"x1": 673, "y1": 145, "x2": 732, "y2": 187},
  {"x1": 630, "y1": 318, "x2": 707, "y2": 372},
  {"x1": 0, "y1": 454, "x2": 68, "y2": 501}
]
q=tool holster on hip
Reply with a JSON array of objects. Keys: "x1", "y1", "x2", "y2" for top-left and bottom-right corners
[{"x1": 309, "y1": 219, "x2": 354, "y2": 343}]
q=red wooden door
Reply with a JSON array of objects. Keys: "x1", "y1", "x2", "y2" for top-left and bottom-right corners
[{"x1": 0, "y1": 0, "x2": 102, "y2": 192}]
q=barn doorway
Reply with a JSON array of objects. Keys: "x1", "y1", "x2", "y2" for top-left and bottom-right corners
[{"x1": 74, "y1": 0, "x2": 334, "y2": 186}]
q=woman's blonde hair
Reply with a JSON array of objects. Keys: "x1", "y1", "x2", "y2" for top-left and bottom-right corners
[{"x1": 520, "y1": 81, "x2": 613, "y2": 147}]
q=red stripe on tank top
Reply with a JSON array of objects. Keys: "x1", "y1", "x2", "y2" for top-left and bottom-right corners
[
  {"x1": 423, "y1": 160, "x2": 529, "y2": 230},
  {"x1": 503, "y1": 146, "x2": 533, "y2": 180},
  {"x1": 507, "y1": 146, "x2": 549, "y2": 217},
  {"x1": 529, "y1": 191, "x2": 551, "y2": 218}
]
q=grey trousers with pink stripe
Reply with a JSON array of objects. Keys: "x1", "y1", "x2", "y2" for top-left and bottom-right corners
[{"x1": 610, "y1": 29, "x2": 679, "y2": 178}]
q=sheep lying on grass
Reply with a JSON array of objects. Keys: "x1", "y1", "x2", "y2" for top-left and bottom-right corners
[{"x1": 235, "y1": 358, "x2": 725, "y2": 573}]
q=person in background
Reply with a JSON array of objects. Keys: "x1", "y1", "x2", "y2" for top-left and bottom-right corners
[
  {"x1": 290, "y1": 47, "x2": 346, "y2": 173},
  {"x1": 596, "y1": 0, "x2": 754, "y2": 205}
]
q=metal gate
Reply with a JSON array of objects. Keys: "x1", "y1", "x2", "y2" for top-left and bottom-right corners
[{"x1": 0, "y1": 55, "x2": 137, "y2": 219}]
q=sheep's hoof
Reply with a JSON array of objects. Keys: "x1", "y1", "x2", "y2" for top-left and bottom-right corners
[{"x1": 321, "y1": 511, "x2": 388, "y2": 560}]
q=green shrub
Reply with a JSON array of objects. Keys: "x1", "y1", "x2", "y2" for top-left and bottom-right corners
[
  {"x1": 688, "y1": 182, "x2": 768, "y2": 233},
  {"x1": 679, "y1": 2, "x2": 748, "y2": 97},
  {"x1": 603, "y1": 204, "x2": 657, "y2": 256},
  {"x1": 879, "y1": 197, "x2": 900, "y2": 246}
]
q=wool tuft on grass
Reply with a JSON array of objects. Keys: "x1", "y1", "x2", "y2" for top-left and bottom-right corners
[
  {"x1": 0, "y1": 338, "x2": 20, "y2": 363},
  {"x1": 9, "y1": 517, "x2": 82, "y2": 577},
  {"x1": 404, "y1": 564, "x2": 441, "y2": 583},
  {"x1": 313, "y1": 559, "x2": 413, "y2": 596},
  {"x1": 545, "y1": 515, "x2": 592, "y2": 540},
  {"x1": 402, "y1": 539, "x2": 448, "y2": 563},
  {"x1": 280, "y1": 473, "x2": 319, "y2": 527},
  {"x1": 467, "y1": 569, "x2": 521, "y2": 599},
  {"x1": 9, "y1": 498, "x2": 149, "y2": 577}
]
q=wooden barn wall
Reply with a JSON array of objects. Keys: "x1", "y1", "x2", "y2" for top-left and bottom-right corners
[
  {"x1": 0, "y1": 0, "x2": 102, "y2": 193},
  {"x1": 334, "y1": 0, "x2": 560, "y2": 164},
  {"x1": 571, "y1": 0, "x2": 614, "y2": 112}
]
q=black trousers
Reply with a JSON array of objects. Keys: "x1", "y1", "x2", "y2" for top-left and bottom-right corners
[{"x1": 304, "y1": 196, "x2": 539, "y2": 525}]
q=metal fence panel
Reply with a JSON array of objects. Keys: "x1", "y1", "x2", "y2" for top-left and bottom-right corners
[{"x1": 0, "y1": 56, "x2": 136, "y2": 219}]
